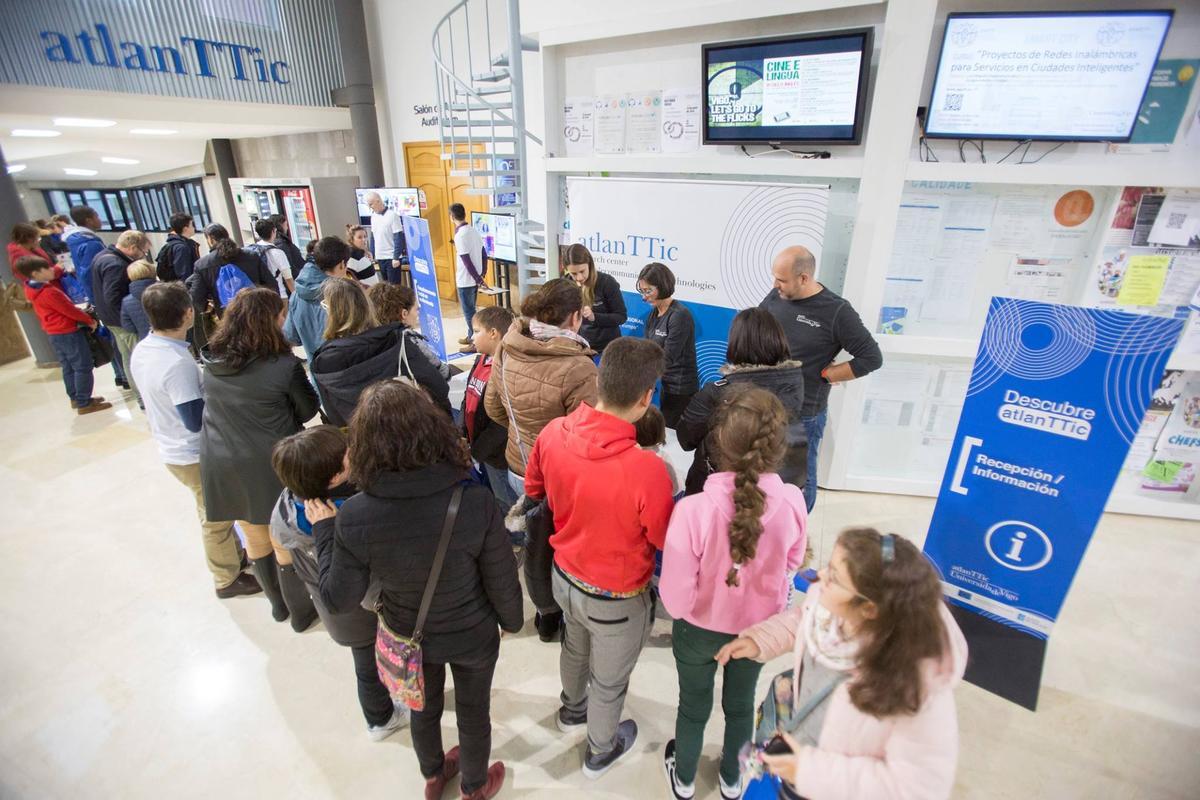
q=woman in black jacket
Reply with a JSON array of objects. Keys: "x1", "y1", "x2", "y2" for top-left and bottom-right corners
[
  {"x1": 200, "y1": 288, "x2": 322, "y2": 628},
  {"x1": 563, "y1": 243, "x2": 626, "y2": 356},
  {"x1": 676, "y1": 307, "x2": 808, "y2": 496},
  {"x1": 309, "y1": 380, "x2": 523, "y2": 800},
  {"x1": 638, "y1": 261, "x2": 698, "y2": 428},
  {"x1": 310, "y1": 281, "x2": 452, "y2": 424}
]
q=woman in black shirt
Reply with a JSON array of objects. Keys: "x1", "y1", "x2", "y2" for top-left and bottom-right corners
[
  {"x1": 563, "y1": 243, "x2": 626, "y2": 356},
  {"x1": 638, "y1": 261, "x2": 698, "y2": 428}
]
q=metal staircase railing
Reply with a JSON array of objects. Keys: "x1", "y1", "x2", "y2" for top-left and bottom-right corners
[{"x1": 432, "y1": 0, "x2": 546, "y2": 298}]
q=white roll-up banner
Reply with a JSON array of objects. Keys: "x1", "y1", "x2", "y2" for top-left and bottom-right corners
[{"x1": 566, "y1": 177, "x2": 829, "y2": 381}]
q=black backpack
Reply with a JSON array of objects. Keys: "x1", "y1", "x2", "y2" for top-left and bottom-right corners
[{"x1": 155, "y1": 242, "x2": 177, "y2": 281}]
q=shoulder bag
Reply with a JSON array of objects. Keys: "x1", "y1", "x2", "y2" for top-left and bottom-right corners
[
  {"x1": 394, "y1": 327, "x2": 417, "y2": 386},
  {"x1": 374, "y1": 484, "x2": 464, "y2": 711}
]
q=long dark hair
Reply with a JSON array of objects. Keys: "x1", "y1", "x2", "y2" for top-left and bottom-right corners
[
  {"x1": 839, "y1": 528, "x2": 949, "y2": 717},
  {"x1": 520, "y1": 277, "x2": 582, "y2": 327},
  {"x1": 726, "y1": 308, "x2": 790, "y2": 366},
  {"x1": 564, "y1": 243, "x2": 597, "y2": 306},
  {"x1": 207, "y1": 288, "x2": 291, "y2": 370},
  {"x1": 348, "y1": 381, "x2": 470, "y2": 486},
  {"x1": 709, "y1": 384, "x2": 787, "y2": 586}
]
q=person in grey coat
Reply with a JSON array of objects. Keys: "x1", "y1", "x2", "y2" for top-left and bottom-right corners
[{"x1": 199, "y1": 287, "x2": 321, "y2": 627}]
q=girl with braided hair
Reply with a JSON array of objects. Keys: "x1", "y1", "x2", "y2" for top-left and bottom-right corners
[{"x1": 659, "y1": 384, "x2": 808, "y2": 800}]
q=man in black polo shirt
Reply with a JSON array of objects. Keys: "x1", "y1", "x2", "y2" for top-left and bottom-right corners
[{"x1": 760, "y1": 245, "x2": 882, "y2": 511}]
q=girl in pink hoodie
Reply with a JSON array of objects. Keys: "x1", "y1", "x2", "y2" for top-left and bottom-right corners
[
  {"x1": 717, "y1": 528, "x2": 968, "y2": 800},
  {"x1": 660, "y1": 384, "x2": 808, "y2": 800}
]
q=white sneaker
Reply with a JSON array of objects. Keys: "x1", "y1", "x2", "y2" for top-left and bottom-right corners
[
  {"x1": 719, "y1": 770, "x2": 743, "y2": 800},
  {"x1": 367, "y1": 704, "x2": 410, "y2": 742}
]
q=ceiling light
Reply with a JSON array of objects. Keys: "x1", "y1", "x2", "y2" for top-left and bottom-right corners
[
  {"x1": 101, "y1": 156, "x2": 140, "y2": 165},
  {"x1": 7, "y1": 164, "x2": 27, "y2": 174},
  {"x1": 53, "y1": 117, "x2": 117, "y2": 128},
  {"x1": 11, "y1": 129, "x2": 61, "y2": 137},
  {"x1": 63, "y1": 168, "x2": 99, "y2": 176},
  {"x1": 130, "y1": 128, "x2": 177, "y2": 136}
]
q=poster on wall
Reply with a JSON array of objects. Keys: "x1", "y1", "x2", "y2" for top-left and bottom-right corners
[
  {"x1": 1130, "y1": 59, "x2": 1200, "y2": 145},
  {"x1": 923, "y1": 298, "x2": 1184, "y2": 709},
  {"x1": 566, "y1": 177, "x2": 828, "y2": 383},
  {"x1": 401, "y1": 215, "x2": 447, "y2": 362}
]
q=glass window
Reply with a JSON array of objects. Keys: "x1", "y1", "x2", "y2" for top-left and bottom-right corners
[
  {"x1": 44, "y1": 191, "x2": 70, "y2": 215},
  {"x1": 66, "y1": 191, "x2": 86, "y2": 210},
  {"x1": 102, "y1": 191, "x2": 127, "y2": 230},
  {"x1": 83, "y1": 190, "x2": 112, "y2": 230}
]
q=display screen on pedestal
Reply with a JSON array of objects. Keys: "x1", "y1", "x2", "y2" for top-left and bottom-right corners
[
  {"x1": 925, "y1": 10, "x2": 1173, "y2": 142},
  {"x1": 701, "y1": 28, "x2": 873, "y2": 146},
  {"x1": 471, "y1": 211, "x2": 517, "y2": 263}
]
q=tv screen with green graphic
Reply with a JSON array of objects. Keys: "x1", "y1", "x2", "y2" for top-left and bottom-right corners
[{"x1": 702, "y1": 29, "x2": 873, "y2": 146}]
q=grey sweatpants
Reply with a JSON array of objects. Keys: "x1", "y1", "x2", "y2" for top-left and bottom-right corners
[{"x1": 552, "y1": 567, "x2": 655, "y2": 755}]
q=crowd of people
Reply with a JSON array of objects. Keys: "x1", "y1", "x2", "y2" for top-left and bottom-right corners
[{"x1": 7, "y1": 204, "x2": 965, "y2": 800}]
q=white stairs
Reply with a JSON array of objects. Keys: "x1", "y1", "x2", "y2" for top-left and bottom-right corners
[{"x1": 432, "y1": 0, "x2": 546, "y2": 297}]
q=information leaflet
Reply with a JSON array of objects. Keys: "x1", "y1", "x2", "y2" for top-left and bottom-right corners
[{"x1": 923, "y1": 298, "x2": 1182, "y2": 709}]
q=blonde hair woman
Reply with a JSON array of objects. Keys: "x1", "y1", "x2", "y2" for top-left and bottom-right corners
[{"x1": 322, "y1": 277, "x2": 376, "y2": 341}]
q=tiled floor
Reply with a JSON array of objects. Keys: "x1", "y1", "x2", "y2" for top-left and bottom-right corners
[{"x1": 0, "y1": 325, "x2": 1197, "y2": 799}]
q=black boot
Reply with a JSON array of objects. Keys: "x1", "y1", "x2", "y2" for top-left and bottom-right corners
[
  {"x1": 535, "y1": 610, "x2": 562, "y2": 643},
  {"x1": 278, "y1": 563, "x2": 319, "y2": 632},
  {"x1": 251, "y1": 553, "x2": 289, "y2": 622}
]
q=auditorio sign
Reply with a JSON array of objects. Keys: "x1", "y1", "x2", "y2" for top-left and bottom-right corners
[{"x1": 0, "y1": 0, "x2": 343, "y2": 106}]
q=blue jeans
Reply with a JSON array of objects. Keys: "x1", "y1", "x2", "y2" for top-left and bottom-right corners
[
  {"x1": 800, "y1": 410, "x2": 827, "y2": 512},
  {"x1": 48, "y1": 330, "x2": 95, "y2": 406},
  {"x1": 457, "y1": 285, "x2": 478, "y2": 337},
  {"x1": 484, "y1": 463, "x2": 518, "y2": 511}
]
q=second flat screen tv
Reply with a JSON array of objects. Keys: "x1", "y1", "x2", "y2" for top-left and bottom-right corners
[
  {"x1": 702, "y1": 28, "x2": 873, "y2": 146},
  {"x1": 355, "y1": 187, "x2": 420, "y2": 225},
  {"x1": 925, "y1": 10, "x2": 1173, "y2": 142},
  {"x1": 472, "y1": 212, "x2": 517, "y2": 263}
]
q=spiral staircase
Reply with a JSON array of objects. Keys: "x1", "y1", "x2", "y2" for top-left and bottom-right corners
[{"x1": 433, "y1": 0, "x2": 546, "y2": 298}]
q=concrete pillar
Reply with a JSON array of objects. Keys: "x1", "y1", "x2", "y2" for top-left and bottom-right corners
[
  {"x1": 208, "y1": 139, "x2": 243, "y2": 246},
  {"x1": 0, "y1": 144, "x2": 54, "y2": 365},
  {"x1": 333, "y1": 0, "x2": 385, "y2": 188}
]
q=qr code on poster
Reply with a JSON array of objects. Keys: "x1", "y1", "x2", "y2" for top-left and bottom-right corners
[
  {"x1": 944, "y1": 93, "x2": 963, "y2": 111},
  {"x1": 1167, "y1": 212, "x2": 1186, "y2": 230}
]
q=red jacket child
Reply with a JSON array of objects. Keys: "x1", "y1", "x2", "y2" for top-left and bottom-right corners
[
  {"x1": 24, "y1": 265, "x2": 95, "y2": 335},
  {"x1": 524, "y1": 402, "x2": 675, "y2": 594}
]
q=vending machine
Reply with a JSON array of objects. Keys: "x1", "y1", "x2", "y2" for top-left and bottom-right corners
[{"x1": 229, "y1": 177, "x2": 358, "y2": 249}]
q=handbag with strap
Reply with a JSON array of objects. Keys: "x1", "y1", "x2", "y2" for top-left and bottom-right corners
[
  {"x1": 739, "y1": 666, "x2": 848, "y2": 799},
  {"x1": 374, "y1": 484, "x2": 464, "y2": 711}
]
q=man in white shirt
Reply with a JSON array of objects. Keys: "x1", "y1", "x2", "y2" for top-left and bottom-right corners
[
  {"x1": 450, "y1": 202, "x2": 488, "y2": 353},
  {"x1": 129, "y1": 282, "x2": 261, "y2": 599},
  {"x1": 365, "y1": 191, "x2": 406, "y2": 284},
  {"x1": 249, "y1": 218, "x2": 295, "y2": 297}
]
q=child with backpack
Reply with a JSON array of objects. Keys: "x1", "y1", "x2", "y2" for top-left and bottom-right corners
[
  {"x1": 659, "y1": 384, "x2": 808, "y2": 800},
  {"x1": 269, "y1": 425, "x2": 410, "y2": 741},
  {"x1": 13, "y1": 255, "x2": 111, "y2": 414}
]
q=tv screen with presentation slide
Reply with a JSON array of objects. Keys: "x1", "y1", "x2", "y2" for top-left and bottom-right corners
[
  {"x1": 702, "y1": 28, "x2": 873, "y2": 146},
  {"x1": 925, "y1": 10, "x2": 1173, "y2": 142},
  {"x1": 354, "y1": 187, "x2": 420, "y2": 224},
  {"x1": 471, "y1": 211, "x2": 517, "y2": 263}
]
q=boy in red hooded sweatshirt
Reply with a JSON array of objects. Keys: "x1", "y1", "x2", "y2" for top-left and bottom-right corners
[
  {"x1": 14, "y1": 255, "x2": 111, "y2": 414},
  {"x1": 523, "y1": 336, "x2": 675, "y2": 781}
]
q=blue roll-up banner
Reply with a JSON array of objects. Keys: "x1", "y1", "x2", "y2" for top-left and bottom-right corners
[
  {"x1": 402, "y1": 215, "x2": 447, "y2": 362},
  {"x1": 924, "y1": 298, "x2": 1183, "y2": 709}
]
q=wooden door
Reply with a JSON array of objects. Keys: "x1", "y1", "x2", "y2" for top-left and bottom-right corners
[{"x1": 403, "y1": 141, "x2": 491, "y2": 303}]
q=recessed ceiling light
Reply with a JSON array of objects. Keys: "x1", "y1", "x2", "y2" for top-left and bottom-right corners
[
  {"x1": 101, "y1": 156, "x2": 140, "y2": 165},
  {"x1": 130, "y1": 128, "x2": 177, "y2": 136},
  {"x1": 11, "y1": 129, "x2": 61, "y2": 138},
  {"x1": 63, "y1": 167, "x2": 99, "y2": 176},
  {"x1": 7, "y1": 164, "x2": 27, "y2": 174},
  {"x1": 54, "y1": 117, "x2": 117, "y2": 128}
]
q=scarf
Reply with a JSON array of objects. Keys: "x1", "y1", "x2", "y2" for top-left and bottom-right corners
[
  {"x1": 802, "y1": 589, "x2": 861, "y2": 672},
  {"x1": 528, "y1": 318, "x2": 590, "y2": 349}
]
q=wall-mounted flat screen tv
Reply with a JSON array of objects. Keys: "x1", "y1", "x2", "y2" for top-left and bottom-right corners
[
  {"x1": 925, "y1": 10, "x2": 1173, "y2": 142},
  {"x1": 702, "y1": 28, "x2": 873, "y2": 146}
]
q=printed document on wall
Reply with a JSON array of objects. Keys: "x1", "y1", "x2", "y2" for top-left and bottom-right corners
[
  {"x1": 661, "y1": 88, "x2": 701, "y2": 153},
  {"x1": 625, "y1": 91, "x2": 663, "y2": 154},
  {"x1": 593, "y1": 95, "x2": 627, "y2": 154},
  {"x1": 1148, "y1": 192, "x2": 1200, "y2": 250},
  {"x1": 563, "y1": 96, "x2": 594, "y2": 156}
]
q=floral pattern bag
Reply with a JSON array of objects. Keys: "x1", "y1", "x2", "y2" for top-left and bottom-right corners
[{"x1": 375, "y1": 485, "x2": 464, "y2": 711}]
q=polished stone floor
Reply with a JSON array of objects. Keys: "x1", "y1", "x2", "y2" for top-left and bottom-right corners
[{"x1": 0, "y1": 342, "x2": 1197, "y2": 799}]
